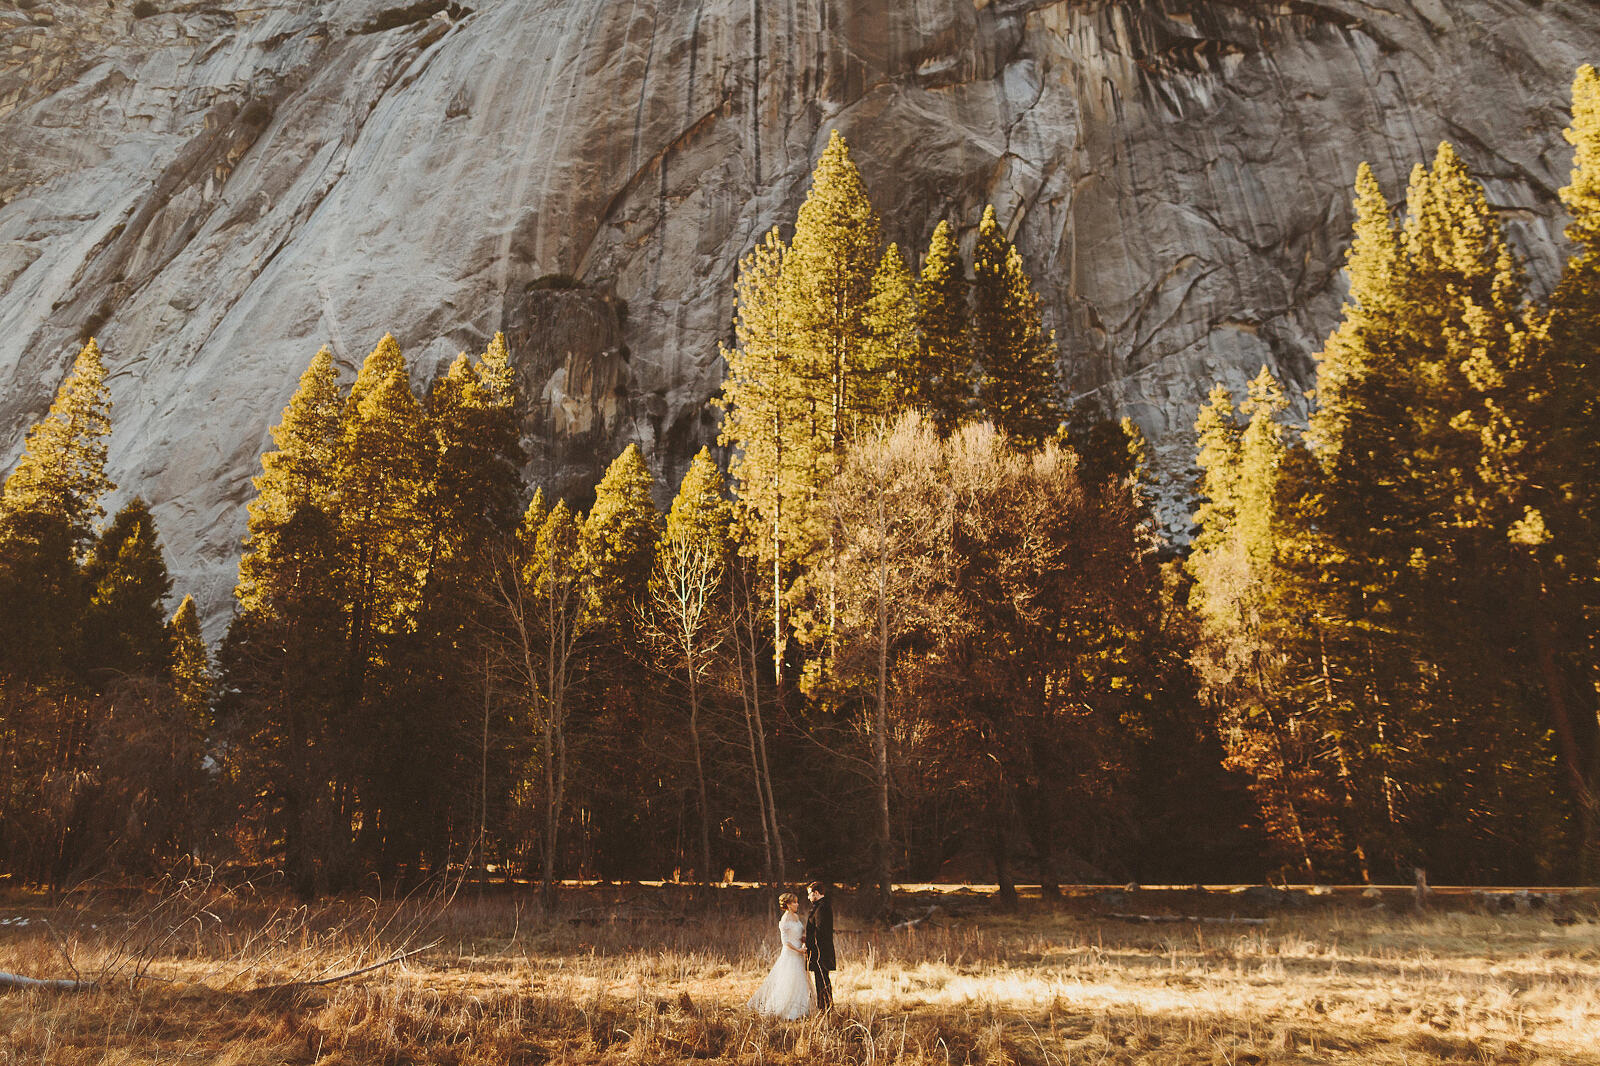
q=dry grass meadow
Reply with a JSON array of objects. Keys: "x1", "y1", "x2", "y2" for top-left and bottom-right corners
[{"x1": 1, "y1": 880, "x2": 1598, "y2": 1065}]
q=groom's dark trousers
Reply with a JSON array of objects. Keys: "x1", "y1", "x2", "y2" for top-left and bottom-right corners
[{"x1": 805, "y1": 894, "x2": 835, "y2": 1011}]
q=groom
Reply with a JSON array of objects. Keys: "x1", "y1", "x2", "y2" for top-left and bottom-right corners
[{"x1": 803, "y1": 881, "x2": 835, "y2": 1011}]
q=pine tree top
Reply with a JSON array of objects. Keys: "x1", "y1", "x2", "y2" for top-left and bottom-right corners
[
  {"x1": 1564, "y1": 65, "x2": 1600, "y2": 255},
  {"x1": 1403, "y1": 143, "x2": 1503, "y2": 284},
  {"x1": 349, "y1": 333, "x2": 405, "y2": 414},
  {"x1": 795, "y1": 130, "x2": 877, "y2": 234},
  {"x1": 170, "y1": 592, "x2": 200, "y2": 634},
  {"x1": 168, "y1": 591, "x2": 213, "y2": 725},
  {"x1": 974, "y1": 206, "x2": 1005, "y2": 278},
  {"x1": 788, "y1": 129, "x2": 881, "y2": 306},
  {"x1": 1343, "y1": 163, "x2": 1400, "y2": 316},
  {"x1": 664, "y1": 447, "x2": 732, "y2": 551},
  {"x1": 1242, "y1": 365, "x2": 1288, "y2": 421},
  {"x1": 588, "y1": 444, "x2": 660, "y2": 537},
  {"x1": 531, "y1": 497, "x2": 582, "y2": 575},
  {"x1": 268, "y1": 347, "x2": 341, "y2": 457},
  {"x1": 0, "y1": 338, "x2": 114, "y2": 536},
  {"x1": 84, "y1": 496, "x2": 175, "y2": 676},
  {"x1": 876, "y1": 242, "x2": 910, "y2": 281},
  {"x1": 355, "y1": 364, "x2": 422, "y2": 427},
  {"x1": 478, "y1": 331, "x2": 517, "y2": 403}
]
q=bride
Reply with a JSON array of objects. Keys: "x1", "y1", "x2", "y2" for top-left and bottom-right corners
[{"x1": 746, "y1": 892, "x2": 816, "y2": 1019}]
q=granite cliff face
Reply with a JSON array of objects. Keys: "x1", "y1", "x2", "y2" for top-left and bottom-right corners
[{"x1": 2, "y1": 0, "x2": 1597, "y2": 628}]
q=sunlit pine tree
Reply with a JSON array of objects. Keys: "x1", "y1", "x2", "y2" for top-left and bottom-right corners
[
  {"x1": 235, "y1": 347, "x2": 342, "y2": 617},
  {"x1": 337, "y1": 334, "x2": 428, "y2": 693},
  {"x1": 784, "y1": 129, "x2": 890, "y2": 451},
  {"x1": 583, "y1": 444, "x2": 661, "y2": 631},
  {"x1": 718, "y1": 132, "x2": 897, "y2": 680},
  {"x1": 971, "y1": 206, "x2": 1061, "y2": 449},
  {"x1": 0, "y1": 339, "x2": 113, "y2": 682},
  {"x1": 1516, "y1": 64, "x2": 1600, "y2": 873},
  {"x1": 168, "y1": 594, "x2": 213, "y2": 734},
  {"x1": 1300, "y1": 145, "x2": 1561, "y2": 879},
  {"x1": 222, "y1": 345, "x2": 346, "y2": 896},
  {"x1": 865, "y1": 244, "x2": 918, "y2": 419},
  {"x1": 913, "y1": 220, "x2": 973, "y2": 432},
  {"x1": 716, "y1": 228, "x2": 810, "y2": 680}
]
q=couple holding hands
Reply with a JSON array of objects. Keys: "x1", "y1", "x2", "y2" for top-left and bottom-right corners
[{"x1": 747, "y1": 882, "x2": 835, "y2": 1020}]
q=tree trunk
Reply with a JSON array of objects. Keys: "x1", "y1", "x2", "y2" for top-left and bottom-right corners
[
  {"x1": 688, "y1": 663, "x2": 713, "y2": 884},
  {"x1": 991, "y1": 817, "x2": 1017, "y2": 910},
  {"x1": 541, "y1": 705, "x2": 561, "y2": 911},
  {"x1": 873, "y1": 506, "x2": 893, "y2": 915},
  {"x1": 1017, "y1": 785, "x2": 1061, "y2": 899},
  {"x1": 1532, "y1": 618, "x2": 1600, "y2": 878},
  {"x1": 772, "y1": 411, "x2": 784, "y2": 687},
  {"x1": 1260, "y1": 700, "x2": 1317, "y2": 882},
  {"x1": 1254, "y1": 650, "x2": 1316, "y2": 881},
  {"x1": 739, "y1": 669, "x2": 775, "y2": 883},
  {"x1": 480, "y1": 650, "x2": 491, "y2": 892},
  {"x1": 284, "y1": 686, "x2": 314, "y2": 900},
  {"x1": 1320, "y1": 631, "x2": 1373, "y2": 884},
  {"x1": 754, "y1": 665, "x2": 785, "y2": 885},
  {"x1": 744, "y1": 587, "x2": 785, "y2": 883}
]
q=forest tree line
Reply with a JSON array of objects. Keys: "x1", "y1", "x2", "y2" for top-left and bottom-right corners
[{"x1": 2, "y1": 70, "x2": 1599, "y2": 898}]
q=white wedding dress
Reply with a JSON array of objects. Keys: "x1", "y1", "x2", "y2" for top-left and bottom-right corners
[{"x1": 747, "y1": 911, "x2": 816, "y2": 1019}]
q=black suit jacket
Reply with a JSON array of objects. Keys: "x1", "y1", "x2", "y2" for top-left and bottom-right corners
[{"x1": 804, "y1": 895, "x2": 835, "y2": 971}]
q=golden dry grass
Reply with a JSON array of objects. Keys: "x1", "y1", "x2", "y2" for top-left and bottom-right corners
[{"x1": 1, "y1": 883, "x2": 1598, "y2": 1065}]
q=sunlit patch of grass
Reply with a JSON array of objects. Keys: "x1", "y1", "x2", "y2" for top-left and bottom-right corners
[{"x1": 1, "y1": 886, "x2": 1598, "y2": 1063}]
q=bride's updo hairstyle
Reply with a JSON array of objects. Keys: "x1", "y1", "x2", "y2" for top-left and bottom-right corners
[{"x1": 778, "y1": 892, "x2": 798, "y2": 910}]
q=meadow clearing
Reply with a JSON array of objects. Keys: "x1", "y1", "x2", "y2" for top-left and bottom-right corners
[{"x1": 0, "y1": 881, "x2": 1597, "y2": 1065}]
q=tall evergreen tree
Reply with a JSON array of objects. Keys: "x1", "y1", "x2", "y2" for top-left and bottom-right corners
[
  {"x1": 1235, "y1": 369, "x2": 1288, "y2": 579},
  {"x1": 0, "y1": 339, "x2": 114, "y2": 682},
  {"x1": 717, "y1": 228, "x2": 810, "y2": 680},
  {"x1": 222, "y1": 345, "x2": 348, "y2": 896},
  {"x1": 912, "y1": 220, "x2": 972, "y2": 432},
  {"x1": 338, "y1": 335, "x2": 428, "y2": 691},
  {"x1": 718, "y1": 132, "x2": 899, "y2": 680},
  {"x1": 420, "y1": 333, "x2": 523, "y2": 602},
  {"x1": 168, "y1": 594, "x2": 213, "y2": 733},
  {"x1": 82, "y1": 497, "x2": 173, "y2": 681},
  {"x1": 1297, "y1": 145, "x2": 1563, "y2": 878},
  {"x1": 1190, "y1": 370, "x2": 1330, "y2": 878},
  {"x1": 1526, "y1": 65, "x2": 1600, "y2": 871},
  {"x1": 1188, "y1": 383, "x2": 1243, "y2": 626},
  {"x1": 584, "y1": 444, "x2": 662, "y2": 627},
  {"x1": 235, "y1": 348, "x2": 341, "y2": 613},
  {"x1": 785, "y1": 128, "x2": 889, "y2": 451},
  {"x1": 383, "y1": 332, "x2": 525, "y2": 874},
  {"x1": 865, "y1": 244, "x2": 918, "y2": 417},
  {"x1": 971, "y1": 206, "x2": 1061, "y2": 448}
]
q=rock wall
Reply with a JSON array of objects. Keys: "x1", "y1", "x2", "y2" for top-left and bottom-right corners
[{"x1": 1, "y1": 0, "x2": 1597, "y2": 630}]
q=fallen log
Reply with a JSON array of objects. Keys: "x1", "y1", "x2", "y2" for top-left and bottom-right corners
[
  {"x1": 1, "y1": 939, "x2": 440, "y2": 997},
  {"x1": 1104, "y1": 913, "x2": 1268, "y2": 926},
  {"x1": 245, "y1": 940, "x2": 441, "y2": 997},
  {"x1": 0, "y1": 971, "x2": 97, "y2": 992}
]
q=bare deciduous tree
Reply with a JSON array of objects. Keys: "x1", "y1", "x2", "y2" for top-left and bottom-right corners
[
  {"x1": 492, "y1": 502, "x2": 591, "y2": 909},
  {"x1": 638, "y1": 536, "x2": 727, "y2": 884},
  {"x1": 827, "y1": 412, "x2": 955, "y2": 914}
]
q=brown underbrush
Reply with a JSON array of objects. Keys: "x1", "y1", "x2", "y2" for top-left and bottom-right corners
[{"x1": 1, "y1": 882, "x2": 1597, "y2": 1065}]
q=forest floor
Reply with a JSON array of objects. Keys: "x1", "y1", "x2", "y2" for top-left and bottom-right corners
[{"x1": 1, "y1": 880, "x2": 1598, "y2": 1065}]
